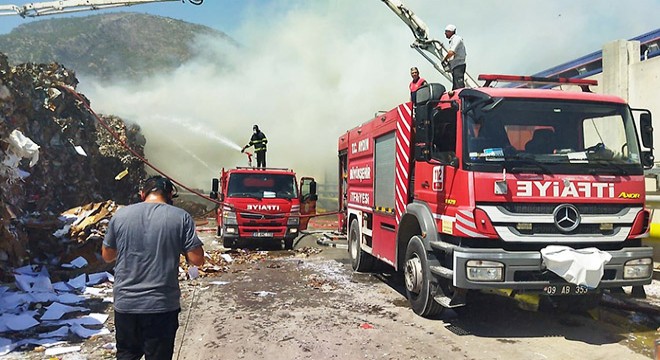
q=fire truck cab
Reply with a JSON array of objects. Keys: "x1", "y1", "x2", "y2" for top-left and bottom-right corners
[
  {"x1": 338, "y1": 75, "x2": 655, "y2": 317},
  {"x1": 211, "y1": 167, "x2": 317, "y2": 249}
]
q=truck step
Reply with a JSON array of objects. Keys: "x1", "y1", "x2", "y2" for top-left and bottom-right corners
[
  {"x1": 433, "y1": 294, "x2": 466, "y2": 308},
  {"x1": 429, "y1": 265, "x2": 453, "y2": 279},
  {"x1": 429, "y1": 241, "x2": 457, "y2": 253}
]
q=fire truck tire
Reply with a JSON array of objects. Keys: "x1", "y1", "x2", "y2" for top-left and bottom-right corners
[
  {"x1": 404, "y1": 236, "x2": 443, "y2": 317},
  {"x1": 349, "y1": 219, "x2": 375, "y2": 272},
  {"x1": 284, "y1": 239, "x2": 294, "y2": 250},
  {"x1": 217, "y1": 226, "x2": 222, "y2": 237},
  {"x1": 222, "y1": 238, "x2": 236, "y2": 249}
]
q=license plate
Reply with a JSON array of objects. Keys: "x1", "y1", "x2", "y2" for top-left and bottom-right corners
[
  {"x1": 543, "y1": 284, "x2": 590, "y2": 296},
  {"x1": 253, "y1": 232, "x2": 273, "y2": 237}
]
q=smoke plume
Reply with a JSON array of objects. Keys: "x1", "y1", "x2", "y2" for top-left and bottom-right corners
[{"x1": 80, "y1": 0, "x2": 660, "y2": 190}]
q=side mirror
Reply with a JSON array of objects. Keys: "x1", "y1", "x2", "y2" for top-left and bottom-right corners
[
  {"x1": 310, "y1": 180, "x2": 317, "y2": 195},
  {"x1": 413, "y1": 84, "x2": 446, "y2": 162},
  {"x1": 210, "y1": 178, "x2": 220, "y2": 200},
  {"x1": 309, "y1": 181, "x2": 318, "y2": 201},
  {"x1": 413, "y1": 106, "x2": 432, "y2": 162},
  {"x1": 640, "y1": 112, "x2": 653, "y2": 149},
  {"x1": 211, "y1": 178, "x2": 219, "y2": 193},
  {"x1": 415, "y1": 83, "x2": 446, "y2": 106},
  {"x1": 642, "y1": 151, "x2": 655, "y2": 169}
]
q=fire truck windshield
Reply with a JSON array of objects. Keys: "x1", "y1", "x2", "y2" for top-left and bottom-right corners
[
  {"x1": 463, "y1": 98, "x2": 643, "y2": 175},
  {"x1": 227, "y1": 173, "x2": 298, "y2": 199}
]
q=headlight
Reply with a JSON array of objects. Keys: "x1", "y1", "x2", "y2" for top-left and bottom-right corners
[
  {"x1": 223, "y1": 210, "x2": 237, "y2": 225},
  {"x1": 287, "y1": 211, "x2": 300, "y2": 226},
  {"x1": 466, "y1": 260, "x2": 504, "y2": 282},
  {"x1": 623, "y1": 258, "x2": 652, "y2": 279}
]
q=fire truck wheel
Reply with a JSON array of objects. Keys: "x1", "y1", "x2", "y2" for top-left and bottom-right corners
[
  {"x1": 222, "y1": 238, "x2": 236, "y2": 249},
  {"x1": 217, "y1": 226, "x2": 222, "y2": 237},
  {"x1": 284, "y1": 239, "x2": 294, "y2": 250},
  {"x1": 349, "y1": 219, "x2": 375, "y2": 272},
  {"x1": 404, "y1": 236, "x2": 443, "y2": 317}
]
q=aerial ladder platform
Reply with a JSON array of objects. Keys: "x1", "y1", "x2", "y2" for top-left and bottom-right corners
[{"x1": 381, "y1": 0, "x2": 478, "y2": 88}]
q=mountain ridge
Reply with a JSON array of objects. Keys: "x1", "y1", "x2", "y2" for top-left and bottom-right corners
[{"x1": 0, "y1": 12, "x2": 236, "y2": 80}]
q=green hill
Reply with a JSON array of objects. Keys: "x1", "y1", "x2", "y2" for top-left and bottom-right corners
[{"x1": 0, "y1": 12, "x2": 236, "y2": 79}]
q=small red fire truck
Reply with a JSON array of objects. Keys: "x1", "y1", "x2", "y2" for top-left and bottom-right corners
[
  {"x1": 211, "y1": 167, "x2": 317, "y2": 249},
  {"x1": 338, "y1": 75, "x2": 655, "y2": 316}
]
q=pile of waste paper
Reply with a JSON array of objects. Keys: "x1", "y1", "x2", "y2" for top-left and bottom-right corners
[
  {"x1": 0, "y1": 263, "x2": 115, "y2": 357},
  {"x1": 0, "y1": 53, "x2": 146, "y2": 277}
]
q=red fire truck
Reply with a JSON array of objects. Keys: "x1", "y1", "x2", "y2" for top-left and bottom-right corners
[
  {"x1": 338, "y1": 75, "x2": 655, "y2": 316},
  {"x1": 211, "y1": 167, "x2": 317, "y2": 249}
]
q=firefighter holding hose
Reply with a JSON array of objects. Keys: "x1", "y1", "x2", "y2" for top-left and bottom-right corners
[{"x1": 241, "y1": 125, "x2": 268, "y2": 168}]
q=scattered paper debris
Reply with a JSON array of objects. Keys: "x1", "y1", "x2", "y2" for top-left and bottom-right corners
[
  {"x1": 70, "y1": 323, "x2": 111, "y2": 338},
  {"x1": 188, "y1": 266, "x2": 200, "y2": 280},
  {"x1": 44, "y1": 345, "x2": 82, "y2": 356},
  {"x1": 38, "y1": 325, "x2": 69, "y2": 339},
  {"x1": 61, "y1": 256, "x2": 88, "y2": 269},
  {"x1": 41, "y1": 302, "x2": 89, "y2": 321},
  {"x1": 73, "y1": 145, "x2": 88, "y2": 157},
  {"x1": 1, "y1": 313, "x2": 39, "y2": 331}
]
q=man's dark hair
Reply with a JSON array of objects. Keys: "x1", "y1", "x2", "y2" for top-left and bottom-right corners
[{"x1": 141, "y1": 175, "x2": 176, "y2": 200}]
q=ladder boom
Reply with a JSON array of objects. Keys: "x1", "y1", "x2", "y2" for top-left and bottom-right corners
[
  {"x1": 0, "y1": 0, "x2": 202, "y2": 18},
  {"x1": 380, "y1": 0, "x2": 478, "y2": 88}
]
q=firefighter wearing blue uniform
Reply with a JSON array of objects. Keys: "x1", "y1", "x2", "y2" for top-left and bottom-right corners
[{"x1": 241, "y1": 125, "x2": 268, "y2": 168}]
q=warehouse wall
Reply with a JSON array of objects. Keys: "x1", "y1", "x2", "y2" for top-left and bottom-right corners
[{"x1": 595, "y1": 40, "x2": 660, "y2": 255}]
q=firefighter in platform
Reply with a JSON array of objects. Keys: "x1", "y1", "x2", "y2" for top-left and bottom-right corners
[
  {"x1": 242, "y1": 125, "x2": 268, "y2": 168},
  {"x1": 442, "y1": 24, "x2": 467, "y2": 90}
]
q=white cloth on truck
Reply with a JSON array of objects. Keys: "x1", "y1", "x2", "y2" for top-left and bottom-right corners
[{"x1": 540, "y1": 245, "x2": 612, "y2": 289}]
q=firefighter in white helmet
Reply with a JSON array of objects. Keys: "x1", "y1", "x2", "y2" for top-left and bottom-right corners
[{"x1": 442, "y1": 24, "x2": 467, "y2": 90}]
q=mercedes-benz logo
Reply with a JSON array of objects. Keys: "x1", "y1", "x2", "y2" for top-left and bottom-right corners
[{"x1": 553, "y1": 204, "x2": 581, "y2": 232}]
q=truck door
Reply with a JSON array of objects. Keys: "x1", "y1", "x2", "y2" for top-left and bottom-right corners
[{"x1": 299, "y1": 177, "x2": 317, "y2": 230}]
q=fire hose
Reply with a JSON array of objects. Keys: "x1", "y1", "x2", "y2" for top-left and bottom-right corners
[{"x1": 55, "y1": 84, "x2": 341, "y2": 219}]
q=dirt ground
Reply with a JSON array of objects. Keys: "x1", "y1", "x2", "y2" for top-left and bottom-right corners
[
  {"x1": 6, "y1": 220, "x2": 659, "y2": 359},
  {"x1": 172, "y1": 230, "x2": 658, "y2": 360}
]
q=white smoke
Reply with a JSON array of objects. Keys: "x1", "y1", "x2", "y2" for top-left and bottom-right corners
[{"x1": 79, "y1": 0, "x2": 660, "y2": 190}]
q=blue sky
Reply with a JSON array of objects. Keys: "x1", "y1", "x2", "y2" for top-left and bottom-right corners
[{"x1": 0, "y1": 0, "x2": 279, "y2": 36}]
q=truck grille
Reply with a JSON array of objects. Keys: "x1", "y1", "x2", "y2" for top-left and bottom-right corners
[
  {"x1": 239, "y1": 212, "x2": 286, "y2": 226},
  {"x1": 496, "y1": 203, "x2": 628, "y2": 215},
  {"x1": 478, "y1": 203, "x2": 640, "y2": 242},
  {"x1": 240, "y1": 212, "x2": 285, "y2": 220},
  {"x1": 513, "y1": 223, "x2": 615, "y2": 235}
]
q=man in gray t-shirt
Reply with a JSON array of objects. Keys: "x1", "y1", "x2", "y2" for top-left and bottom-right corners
[
  {"x1": 103, "y1": 175, "x2": 204, "y2": 360},
  {"x1": 443, "y1": 24, "x2": 467, "y2": 90}
]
